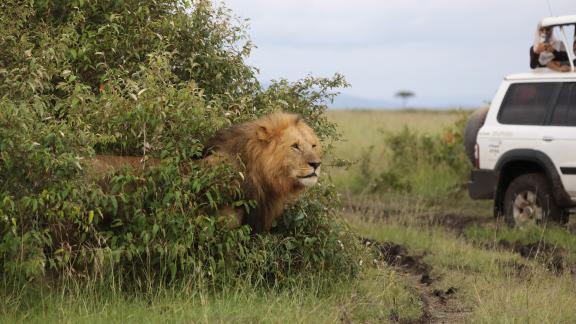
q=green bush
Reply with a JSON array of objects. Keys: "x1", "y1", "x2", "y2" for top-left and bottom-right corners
[
  {"x1": 0, "y1": 0, "x2": 363, "y2": 289},
  {"x1": 369, "y1": 113, "x2": 470, "y2": 197}
]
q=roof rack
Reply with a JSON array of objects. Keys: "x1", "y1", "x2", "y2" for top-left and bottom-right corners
[
  {"x1": 540, "y1": 15, "x2": 576, "y2": 27},
  {"x1": 540, "y1": 15, "x2": 576, "y2": 72}
]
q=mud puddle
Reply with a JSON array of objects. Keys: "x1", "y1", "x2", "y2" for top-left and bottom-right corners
[{"x1": 362, "y1": 238, "x2": 430, "y2": 276}]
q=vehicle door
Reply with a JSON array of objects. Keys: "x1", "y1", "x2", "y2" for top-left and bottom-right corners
[
  {"x1": 486, "y1": 82, "x2": 560, "y2": 168},
  {"x1": 543, "y1": 82, "x2": 576, "y2": 199}
]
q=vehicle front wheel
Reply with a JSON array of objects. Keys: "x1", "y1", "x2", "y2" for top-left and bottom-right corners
[{"x1": 503, "y1": 173, "x2": 567, "y2": 227}]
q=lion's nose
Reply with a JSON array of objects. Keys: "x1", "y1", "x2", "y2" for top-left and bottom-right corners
[{"x1": 308, "y1": 161, "x2": 321, "y2": 170}]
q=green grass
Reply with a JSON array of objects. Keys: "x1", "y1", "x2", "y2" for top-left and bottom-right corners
[
  {"x1": 0, "y1": 269, "x2": 422, "y2": 323},
  {"x1": 349, "y1": 218, "x2": 523, "y2": 276},
  {"x1": 326, "y1": 109, "x2": 576, "y2": 321},
  {"x1": 347, "y1": 213, "x2": 576, "y2": 323},
  {"x1": 326, "y1": 110, "x2": 464, "y2": 163},
  {"x1": 6, "y1": 109, "x2": 576, "y2": 323},
  {"x1": 325, "y1": 109, "x2": 467, "y2": 192},
  {"x1": 464, "y1": 222, "x2": 576, "y2": 252}
]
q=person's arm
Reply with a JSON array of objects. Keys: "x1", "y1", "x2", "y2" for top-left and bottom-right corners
[
  {"x1": 553, "y1": 50, "x2": 569, "y2": 62},
  {"x1": 547, "y1": 60, "x2": 571, "y2": 72},
  {"x1": 530, "y1": 46, "x2": 539, "y2": 69}
]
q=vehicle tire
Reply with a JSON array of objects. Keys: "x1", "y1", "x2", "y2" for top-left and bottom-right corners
[
  {"x1": 463, "y1": 107, "x2": 488, "y2": 165},
  {"x1": 503, "y1": 173, "x2": 567, "y2": 227}
]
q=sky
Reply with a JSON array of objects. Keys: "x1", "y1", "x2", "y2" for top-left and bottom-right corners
[{"x1": 221, "y1": 0, "x2": 576, "y2": 108}]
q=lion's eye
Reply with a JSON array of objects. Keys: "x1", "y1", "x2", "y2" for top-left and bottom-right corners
[
  {"x1": 291, "y1": 143, "x2": 300, "y2": 150},
  {"x1": 312, "y1": 144, "x2": 317, "y2": 148}
]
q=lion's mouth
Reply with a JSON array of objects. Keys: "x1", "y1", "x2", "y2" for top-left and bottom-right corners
[{"x1": 298, "y1": 172, "x2": 317, "y2": 179}]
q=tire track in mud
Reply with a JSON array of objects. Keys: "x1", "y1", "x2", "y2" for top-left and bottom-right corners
[
  {"x1": 493, "y1": 240, "x2": 569, "y2": 274},
  {"x1": 347, "y1": 201, "x2": 576, "y2": 322},
  {"x1": 362, "y1": 238, "x2": 471, "y2": 324},
  {"x1": 343, "y1": 201, "x2": 493, "y2": 234},
  {"x1": 423, "y1": 213, "x2": 574, "y2": 275},
  {"x1": 345, "y1": 200, "x2": 575, "y2": 276}
]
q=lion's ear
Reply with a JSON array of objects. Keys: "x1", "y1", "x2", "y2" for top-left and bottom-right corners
[
  {"x1": 256, "y1": 125, "x2": 271, "y2": 142},
  {"x1": 294, "y1": 114, "x2": 303, "y2": 125}
]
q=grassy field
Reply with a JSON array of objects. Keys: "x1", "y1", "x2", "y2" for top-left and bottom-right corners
[
  {"x1": 330, "y1": 110, "x2": 576, "y2": 323},
  {"x1": 4, "y1": 109, "x2": 576, "y2": 323},
  {"x1": 326, "y1": 110, "x2": 464, "y2": 162},
  {"x1": 325, "y1": 110, "x2": 467, "y2": 191},
  {"x1": 0, "y1": 271, "x2": 421, "y2": 323},
  {"x1": 345, "y1": 199, "x2": 576, "y2": 323}
]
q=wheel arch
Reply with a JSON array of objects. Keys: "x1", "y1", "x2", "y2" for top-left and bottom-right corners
[{"x1": 493, "y1": 149, "x2": 572, "y2": 216}]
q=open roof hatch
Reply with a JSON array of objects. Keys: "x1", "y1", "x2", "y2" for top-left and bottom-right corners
[{"x1": 540, "y1": 15, "x2": 576, "y2": 72}]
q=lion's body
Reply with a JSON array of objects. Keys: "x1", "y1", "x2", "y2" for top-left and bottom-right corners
[
  {"x1": 85, "y1": 155, "x2": 159, "y2": 178},
  {"x1": 85, "y1": 112, "x2": 322, "y2": 233}
]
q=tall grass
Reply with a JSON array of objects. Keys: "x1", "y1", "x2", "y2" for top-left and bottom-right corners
[
  {"x1": 0, "y1": 267, "x2": 422, "y2": 323},
  {"x1": 327, "y1": 110, "x2": 470, "y2": 201}
]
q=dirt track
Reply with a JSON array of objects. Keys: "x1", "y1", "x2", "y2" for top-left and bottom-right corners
[
  {"x1": 349, "y1": 198, "x2": 576, "y2": 323},
  {"x1": 345, "y1": 199, "x2": 574, "y2": 272},
  {"x1": 343, "y1": 201, "x2": 493, "y2": 234},
  {"x1": 363, "y1": 238, "x2": 471, "y2": 323}
]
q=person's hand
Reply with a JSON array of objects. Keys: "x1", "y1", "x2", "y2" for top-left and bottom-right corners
[{"x1": 535, "y1": 43, "x2": 547, "y2": 53}]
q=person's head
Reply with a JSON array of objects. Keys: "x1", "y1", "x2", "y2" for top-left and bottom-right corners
[
  {"x1": 534, "y1": 23, "x2": 555, "y2": 50},
  {"x1": 539, "y1": 26, "x2": 552, "y2": 36},
  {"x1": 539, "y1": 26, "x2": 552, "y2": 43}
]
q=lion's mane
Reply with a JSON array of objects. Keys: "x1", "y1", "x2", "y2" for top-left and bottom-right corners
[{"x1": 205, "y1": 112, "x2": 322, "y2": 232}]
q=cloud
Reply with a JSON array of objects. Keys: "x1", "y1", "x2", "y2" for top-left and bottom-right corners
[
  {"x1": 220, "y1": 0, "x2": 576, "y2": 106},
  {"x1": 224, "y1": 0, "x2": 568, "y2": 47}
]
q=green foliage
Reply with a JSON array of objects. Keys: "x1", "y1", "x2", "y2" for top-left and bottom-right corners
[
  {"x1": 0, "y1": 0, "x2": 258, "y2": 101},
  {"x1": 0, "y1": 0, "x2": 361, "y2": 289},
  {"x1": 368, "y1": 113, "x2": 470, "y2": 196}
]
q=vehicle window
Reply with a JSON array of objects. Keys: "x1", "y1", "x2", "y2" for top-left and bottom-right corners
[
  {"x1": 551, "y1": 83, "x2": 576, "y2": 126},
  {"x1": 498, "y1": 83, "x2": 559, "y2": 125}
]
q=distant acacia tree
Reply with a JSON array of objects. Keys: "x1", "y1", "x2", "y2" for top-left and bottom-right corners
[{"x1": 395, "y1": 90, "x2": 415, "y2": 108}]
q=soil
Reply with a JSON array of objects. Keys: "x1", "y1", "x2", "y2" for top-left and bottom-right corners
[
  {"x1": 428, "y1": 213, "x2": 493, "y2": 235},
  {"x1": 496, "y1": 240, "x2": 568, "y2": 274},
  {"x1": 362, "y1": 238, "x2": 471, "y2": 323},
  {"x1": 343, "y1": 201, "x2": 397, "y2": 220},
  {"x1": 343, "y1": 200, "x2": 493, "y2": 235}
]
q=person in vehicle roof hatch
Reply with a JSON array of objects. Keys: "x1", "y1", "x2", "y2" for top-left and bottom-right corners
[{"x1": 529, "y1": 24, "x2": 572, "y2": 72}]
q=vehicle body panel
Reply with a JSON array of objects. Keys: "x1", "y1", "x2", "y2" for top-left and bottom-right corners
[{"x1": 473, "y1": 74, "x2": 576, "y2": 204}]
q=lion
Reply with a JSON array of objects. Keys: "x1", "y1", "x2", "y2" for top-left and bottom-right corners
[
  {"x1": 85, "y1": 112, "x2": 322, "y2": 233},
  {"x1": 205, "y1": 112, "x2": 322, "y2": 232}
]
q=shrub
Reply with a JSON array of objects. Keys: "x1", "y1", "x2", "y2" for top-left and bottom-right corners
[
  {"x1": 369, "y1": 113, "x2": 470, "y2": 197},
  {"x1": 0, "y1": 0, "x2": 363, "y2": 289}
]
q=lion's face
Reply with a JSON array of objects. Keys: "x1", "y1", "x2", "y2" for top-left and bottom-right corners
[
  {"x1": 256, "y1": 115, "x2": 322, "y2": 190},
  {"x1": 279, "y1": 122, "x2": 322, "y2": 188}
]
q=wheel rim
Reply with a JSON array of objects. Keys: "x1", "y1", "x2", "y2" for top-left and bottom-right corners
[{"x1": 512, "y1": 190, "x2": 543, "y2": 227}]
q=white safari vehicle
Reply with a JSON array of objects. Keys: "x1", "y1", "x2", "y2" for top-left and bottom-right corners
[{"x1": 466, "y1": 16, "x2": 576, "y2": 227}]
